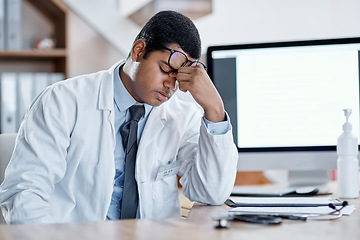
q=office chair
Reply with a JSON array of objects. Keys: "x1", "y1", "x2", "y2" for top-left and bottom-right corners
[
  {"x1": 0, "y1": 133, "x2": 17, "y2": 184},
  {"x1": 0, "y1": 133, "x2": 17, "y2": 224}
]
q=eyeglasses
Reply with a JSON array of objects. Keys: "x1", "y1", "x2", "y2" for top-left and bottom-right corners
[
  {"x1": 214, "y1": 201, "x2": 349, "y2": 228},
  {"x1": 163, "y1": 47, "x2": 207, "y2": 71}
]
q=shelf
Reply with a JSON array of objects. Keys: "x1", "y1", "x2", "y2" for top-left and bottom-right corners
[
  {"x1": 0, "y1": 49, "x2": 67, "y2": 74},
  {"x1": 0, "y1": 49, "x2": 67, "y2": 59},
  {"x1": 0, "y1": 0, "x2": 69, "y2": 134},
  {"x1": 0, "y1": 0, "x2": 68, "y2": 76},
  {"x1": 26, "y1": 0, "x2": 67, "y2": 48}
]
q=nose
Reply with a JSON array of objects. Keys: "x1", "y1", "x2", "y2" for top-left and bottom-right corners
[{"x1": 164, "y1": 74, "x2": 177, "y2": 91}]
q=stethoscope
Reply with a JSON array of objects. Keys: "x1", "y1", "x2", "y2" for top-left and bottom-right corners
[{"x1": 214, "y1": 201, "x2": 348, "y2": 228}]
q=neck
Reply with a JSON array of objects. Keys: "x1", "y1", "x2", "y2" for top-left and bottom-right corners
[{"x1": 119, "y1": 61, "x2": 141, "y2": 103}]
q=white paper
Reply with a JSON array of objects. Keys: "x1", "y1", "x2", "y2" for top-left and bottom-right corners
[
  {"x1": 229, "y1": 205, "x2": 356, "y2": 216},
  {"x1": 228, "y1": 197, "x2": 343, "y2": 206}
]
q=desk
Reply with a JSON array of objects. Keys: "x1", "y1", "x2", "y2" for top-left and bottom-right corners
[{"x1": 0, "y1": 189, "x2": 359, "y2": 240}]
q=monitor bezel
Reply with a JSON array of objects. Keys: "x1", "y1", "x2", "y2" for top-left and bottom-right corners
[{"x1": 206, "y1": 37, "x2": 360, "y2": 153}]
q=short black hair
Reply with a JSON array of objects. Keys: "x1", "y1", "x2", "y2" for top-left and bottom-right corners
[{"x1": 133, "y1": 10, "x2": 202, "y2": 59}]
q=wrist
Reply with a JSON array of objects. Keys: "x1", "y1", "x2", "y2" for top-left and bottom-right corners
[{"x1": 204, "y1": 105, "x2": 226, "y2": 123}]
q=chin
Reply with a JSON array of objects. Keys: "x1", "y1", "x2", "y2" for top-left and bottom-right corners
[{"x1": 152, "y1": 100, "x2": 165, "y2": 107}]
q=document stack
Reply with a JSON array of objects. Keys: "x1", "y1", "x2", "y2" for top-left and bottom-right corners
[
  {"x1": 0, "y1": 72, "x2": 64, "y2": 133},
  {"x1": 0, "y1": 0, "x2": 22, "y2": 50}
]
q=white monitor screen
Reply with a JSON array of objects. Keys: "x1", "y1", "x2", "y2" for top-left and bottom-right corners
[{"x1": 208, "y1": 39, "x2": 360, "y2": 152}]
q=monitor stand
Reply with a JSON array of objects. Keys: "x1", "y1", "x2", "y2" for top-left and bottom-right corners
[{"x1": 287, "y1": 170, "x2": 331, "y2": 193}]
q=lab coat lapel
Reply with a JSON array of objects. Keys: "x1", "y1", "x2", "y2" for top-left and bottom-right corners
[
  {"x1": 135, "y1": 104, "x2": 166, "y2": 183},
  {"x1": 137, "y1": 104, "x2": 167, "y2": 158},
  {"x1": 97, "y1": 60, "x2": 125, "y2": 139},
  {"x1": 98, "y1": 60, "x2": 124, "y2": 111}
]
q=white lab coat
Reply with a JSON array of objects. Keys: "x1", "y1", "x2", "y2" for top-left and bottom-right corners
[{"x1": 0, "y1": 61, "x2": 238, "y2": 224}]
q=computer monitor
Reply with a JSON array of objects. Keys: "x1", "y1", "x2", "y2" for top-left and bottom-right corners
[{"x1": 207, "y1": 37, "x2": 360, "y2": 187}]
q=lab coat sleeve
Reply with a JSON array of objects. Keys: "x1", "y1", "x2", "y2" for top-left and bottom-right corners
[
  {"x1": 0, "y1": 85, "x2": 74, "y2": 224},
  {"x1": 178, "y1": 111, "x2": 238, "y2": 205}
]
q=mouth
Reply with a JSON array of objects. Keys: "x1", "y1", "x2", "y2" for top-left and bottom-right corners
[{"x1": 156, "y1": 91, "x2": 171, "y2": 102}]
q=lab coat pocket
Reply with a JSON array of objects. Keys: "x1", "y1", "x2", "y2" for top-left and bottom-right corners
[
  {"x1": 153, "y1": 160, "x2": 181, "y2": 201},
  {"x1": 155, "y1": 160, "x2": 181, "y2": 181}
]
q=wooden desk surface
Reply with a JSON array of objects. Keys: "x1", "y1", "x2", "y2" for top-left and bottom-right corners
[{"x1": 0, "y1": 190, "x2": 359, "y2": 240}]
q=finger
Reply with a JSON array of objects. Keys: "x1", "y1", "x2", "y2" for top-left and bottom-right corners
[
  {"x1": 177, "y1": 80, "x2": 191, "y2": 92},
  {"x1": 175, "y1": 69, "x2": 193, "y2": 81},
  {"x1": 177, "y1": 66, "x2": 195, "y2": 73},
  {"x1": 176, "y1": 67, "x2": 201, "y2": 81},
  {"x1": 177, "y1": 65, "x2": 201, "y2": 74},
  {"x1": 176, "y1": 73, "x2": 191, "y2": 82}
]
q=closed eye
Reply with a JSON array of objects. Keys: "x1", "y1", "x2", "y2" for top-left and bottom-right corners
[{"x1": 160, "y1": 67, "x2": 171, "y2": 74}]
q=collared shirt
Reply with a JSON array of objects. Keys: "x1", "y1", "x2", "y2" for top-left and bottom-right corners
[
  {"x1": 106, "y1": 64, "x2": 153, "y2": 220},
  {"x1": 106, "y1": 63, "x2": 230, "y2": 220}
]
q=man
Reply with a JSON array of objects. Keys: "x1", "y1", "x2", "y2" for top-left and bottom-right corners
[{"x1": 0, "y1": 10, "x2": 238, "y2": 224}]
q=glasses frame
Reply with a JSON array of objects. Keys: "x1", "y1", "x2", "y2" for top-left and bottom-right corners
[{"x1": 163, "y1": 47, "x2": 207, "y2": 71}]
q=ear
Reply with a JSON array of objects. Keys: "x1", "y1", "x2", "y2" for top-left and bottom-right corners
[{"x1": 131, "y1": 40, "x2": 146, "y2": 62}]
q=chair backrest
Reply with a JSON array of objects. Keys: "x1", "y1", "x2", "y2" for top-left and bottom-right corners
[
  {"x1": 0, "y1": 133, "x2": 17, "y2": 224},
  {"x1": 0, "y1": 133, "x2": 17, "y2": 184}
]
